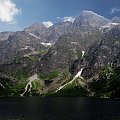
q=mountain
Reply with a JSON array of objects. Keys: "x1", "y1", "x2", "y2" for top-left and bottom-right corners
[
  {"x1": 74, "y1": 10, "x2": 111, "y2": 28},
  {"x1": 38, "y1": 10, "x2": 111, "y2": 75},
  {"x1": 0, "y1": 10, "x2": 120, "y2": 97},
  {"x1": 112, "y1": 16, "x2": 120, "y2": 23},
  {"x1": 71, "y1": 25, "x2": 120, "y2": 76},
  {"x1": 24, "y1": 23, "x2": 50, "y2": 42},
  {"x1": 48, "y1": 21, "x2": 73, "y2": 42},
  {"x1": 24, "y1": 21, "x2": 73, "y2": 43},
  {"x1": 65, "y1": 25, "x2": 120, "y2": 97},
  {"x1": 0, "y1": 21, "x2": 74, "y2": 64},
  {"x1": 38, "y1": 28, "x2": 102, "y2": 75},
  {"x1": 0, "y1": 32, "x2": 14, "y2": 42},
  {"x1": 0, "y1": 31, "x2": 50, "y2": 64}
]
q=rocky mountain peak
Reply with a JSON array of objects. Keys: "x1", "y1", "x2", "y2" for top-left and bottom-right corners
[
  {"x1": 0, "y1": 32, "x2": 14, "y2": 42},
  {"x1": 112, "y1": 16, "x2": 120, "y2": 23},
  {"x1": 24, "y1": 23, "x2": 48, "y2": 33},
  {"x1": 74, "y1": 10, "x2": 111, "y2": 28},
  {"x1": 81, "y1": 10, "x2": 104, "y2": 17}
]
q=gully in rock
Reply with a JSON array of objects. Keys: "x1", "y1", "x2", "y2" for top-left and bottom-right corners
[
  {"x1": 55, "y1": 68, "x2": 84, "y2": 92},
  {"x1": 55, "y1": 50, "x2": 86, "y2": 92}
]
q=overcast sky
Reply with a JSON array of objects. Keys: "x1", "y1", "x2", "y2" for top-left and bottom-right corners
[{"x1": 0, "y1": 0, "x2": 120, "y2": 32}]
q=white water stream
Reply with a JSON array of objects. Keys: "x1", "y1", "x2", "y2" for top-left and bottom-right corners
[
  {"x1": 55, "y1": 50, "x2": 85, "y2": 92},
  {"x1": 82, "y1": 51, "x2": 85, "y2": 58},
  {"x1": 55, "y1": 68, "x2": 84, "y2": 92}
]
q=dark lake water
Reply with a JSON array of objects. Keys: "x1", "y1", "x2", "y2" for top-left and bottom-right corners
[{"x1": 0, "y1": 97, "x2": 120, "y2": 120}]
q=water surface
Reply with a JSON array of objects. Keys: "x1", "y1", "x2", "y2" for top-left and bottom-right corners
[{"x1": 0, "y1": 97, "x2": 120, "y2": 120}]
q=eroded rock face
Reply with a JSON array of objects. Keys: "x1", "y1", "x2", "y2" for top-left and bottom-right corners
[
  {"x1": 0, "y1": 31, "x2": 49, "y2": 64},
  {"x1": 0, "y1": 11, "x2": 112, "y2": 65},
  {"x1": 0, "y1": 32, "x2": 14, "y2": 42},
  {"x1": 0, "y1": 10, "x2": 120, "y2": 97},
  {"x1": 71, "y1": 25, "x2": 120, "y2": 79},
  {"x1": 0, "y1": 22, "x2": 74, "y2": 65},
  {"x1": 38, "y1": 28, "x2": 102, "y2": 75},
  {"x1": 37, "y1": 11, "x2": 112, "y2": 75},
  {"x1": 52, "y1": 25, "x2": 120, "y2": 97},
  {"x1": 24, "y1": 21, "x2": 73, "y2": 43}
]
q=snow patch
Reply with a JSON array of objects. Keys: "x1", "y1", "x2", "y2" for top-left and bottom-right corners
[
  {"x1": 29, "y1": 33, "x2": 41, "y2": 39},
  {"x1": 71, "y1": 42, "x2": 78, "y2": 44},
  {"x1": 40, "y1": 42, "x2": 52, "y2": 47},
  {"x1": 43, "y1": 21, "x2": 53, "y2": 28},
  {"x1": 110, "y1": 23, "x2": 119, "y2": 25},
  {"x1": 100, "y1": 22, "x2": 119, "y2": 29},
  {"x1": 21, "y1": 46, "x2": 29, "y2": 50},
  {"x1": 63, "y1": 16, "x2": 75, "y2": 23}
]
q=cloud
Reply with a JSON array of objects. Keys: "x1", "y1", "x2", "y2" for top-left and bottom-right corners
[
  {"x1": 0, "y1": 0, "x2": 20, "y2": 23},
  {"x1": 57, "y1": 17, "x2": 60, "y2": 19},
  {"x1": 43, "y1": 21, "x2": 53, "y2": 28},
  {"x1": 110, "y1": 7, "x2": 120, "y2": 14},
  {"x1": 62, "y1": 16, "x2": 75, "y2": 23}
]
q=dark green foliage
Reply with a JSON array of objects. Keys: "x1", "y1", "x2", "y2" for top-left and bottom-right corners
[
  {"x1": 108, "y1": 67, "x2": 120, "y2": 98},
  {"x1": 51, "y1": 86, "x2": 88, "y2": 97},
  {"x1": 0, "y1": 78, "x2": 14, "y2": 96},
  {"x1": 0, "y1": 78, "x2": 27, "y2": 96},
  {"x1": 16, "y1": 70, "x2": 29, "y2": 81},
  {"x1": 49, "y1": 78, "x2": 89, "y2": 97},
  {"x1": 40, "y1": 70, "x2": 60, "y2": 80},
  {"x1": 29, "y1": 56, "x2": 39, "y2": 62},
  {"x1": 39, "y1": 49, "x2": 48, "y2": 55},
  {"x1": 88, "y1": 66, "x2": 120, "y2": 98}
]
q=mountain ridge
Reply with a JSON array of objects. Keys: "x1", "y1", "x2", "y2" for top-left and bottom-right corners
[{"x1": 0, "y1": 10, "x2": 120, "y2": 97}]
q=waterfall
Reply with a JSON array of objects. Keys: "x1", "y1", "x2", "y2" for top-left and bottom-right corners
[
  {"x1": 55, "y1": 68, "x2": 84, "y2": 92},
  {"x1": 72, "y1": 68, "x2": 84, "y2": 81},
  {"x1": 82, "y1": 51, "x2": 85, "y2": 58}
]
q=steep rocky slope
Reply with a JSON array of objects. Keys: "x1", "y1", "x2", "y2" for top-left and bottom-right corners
[
  {"x1": 0, "y1": 11, "x2": 120, "y2": 97},
  {"x1": 72, "y1": 25, "x2": 120, "y2": 78},
  {"x1": 38, "y1": 28, "x2": 102, "y2": 75},
  {"x1": 0, "y1": 31, "x2": 49, "y2": 64},
  {"x1": 0, "y1": 32, "x2": 14, "y2": 42},
  {"x1": 74, "y1": 10, "x2": 110, "y2": 28},
  {"x1": 61, "y1": 25, "x2": 120, "y2": 98},
  {"x1": 112, "y1": 17, "x2": 120, "y2": 23}
]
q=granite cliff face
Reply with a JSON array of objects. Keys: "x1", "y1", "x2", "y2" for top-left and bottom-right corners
[
  {"x1": 38, "y1": 29, "x2": 102, "y2": 75},
  {"x1": 71, "y1": 25, "x2": 120, "y2": 76},
  {"x1": 67, "y1": 25, "x2": 120, "y2": 97},
  {"x1": 0, "y1": 11, "x2": 120, "y2": 97},
  {"x1": 0, "y1": 32, "x2": 14, "y2": 42}
]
